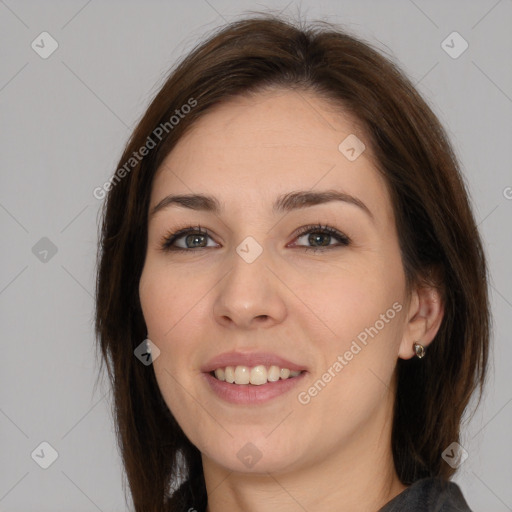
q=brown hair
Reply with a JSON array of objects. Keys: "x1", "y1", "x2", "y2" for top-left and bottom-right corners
[{"x1": 94, "y1": 12, "x2": 490, "y2": 512}]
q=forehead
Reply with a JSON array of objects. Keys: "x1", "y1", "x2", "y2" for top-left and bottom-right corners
[{"x1": 151, "y1": 88, "x2": 391, "y2": 222}]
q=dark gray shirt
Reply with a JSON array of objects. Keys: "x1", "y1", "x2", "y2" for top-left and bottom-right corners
[
  {"x1": 180, "y1": 477, "x2": 472, "y2": 512},
  {"x1": 378, "y1": 477, "x2": 473, "y2": 511}
]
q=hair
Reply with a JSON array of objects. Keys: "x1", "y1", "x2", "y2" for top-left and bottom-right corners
[{"x1": 94, "y1": 12, "x2": 491, "y2": 512}]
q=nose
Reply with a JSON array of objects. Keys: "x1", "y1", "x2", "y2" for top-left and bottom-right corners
[{"x1": 212, "y1": 246, "x2": 287, "y2": 330}]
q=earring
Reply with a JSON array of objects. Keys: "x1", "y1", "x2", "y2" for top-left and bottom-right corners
[{"x1": 413, "y1": 342, "x2": 425, "y2": 359}]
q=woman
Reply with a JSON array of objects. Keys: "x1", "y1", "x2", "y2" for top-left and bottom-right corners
[{"x1": 95, "y1": 13, "x2": 490, "y2": 512}]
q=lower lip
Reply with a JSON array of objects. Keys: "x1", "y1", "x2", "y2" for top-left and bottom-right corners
[{"x1": 202, "y1": 371, "x2": 307, "y2": 405}]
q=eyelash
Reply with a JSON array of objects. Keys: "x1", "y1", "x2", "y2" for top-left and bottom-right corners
[{"x1": 159, "y1": 223, "x2": 351, "y2": 254}]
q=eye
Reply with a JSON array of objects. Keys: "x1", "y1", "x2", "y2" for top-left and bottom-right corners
[
  {"x1": 159, "y1": 225, "x2": 217, "y2": 252},
  {"x1": 159, "y1": 223, "x2": 350, "y2": 253},
  {"x1": 290, "y1": 224, "x2": 350, "y2": 253}
]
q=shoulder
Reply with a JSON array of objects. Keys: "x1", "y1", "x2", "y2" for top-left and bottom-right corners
[{"x1": 379, "y1": 477, "x2": 473, "y2": 512}]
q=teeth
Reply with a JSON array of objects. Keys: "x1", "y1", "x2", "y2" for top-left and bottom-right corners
[
  {"x1": 234, "y1": 365, "x2": 250, "y2": 384},
  {"x1": 267, "y1": 365, "x2": 280, "y2": 382},
  {"x1": 224, "y1": 366, "x2": 235, "y2": 383},
  {"x1": 214, "y1": 368, "x2": 225, "y2": 381},
  {"x1": 250, "y1": 365, "x2": 267, "y2": 385},
  {"x1": 212, "y1": 365, "x2": 303, "y2": 385}
]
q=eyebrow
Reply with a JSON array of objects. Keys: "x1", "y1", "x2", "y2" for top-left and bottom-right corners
[{"x1": 150, "y1": 189, "x2": 373, "y2": 221}]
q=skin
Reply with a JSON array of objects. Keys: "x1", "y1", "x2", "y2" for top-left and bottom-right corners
[{"x1": 138, "y1": 87, "x2": 444, "y2": 512}]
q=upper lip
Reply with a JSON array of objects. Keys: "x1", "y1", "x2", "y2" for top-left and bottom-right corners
[{"x1": 201, "y1": 351, "x2": 307, "y2": 373}]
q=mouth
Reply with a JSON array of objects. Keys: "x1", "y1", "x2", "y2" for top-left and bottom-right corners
[
  {"x1": 201, "y1": 351, "x2": 308, "y2": 405},
  {"x1": 209, "y1": 365, "x2": 305, "y2": 385}
]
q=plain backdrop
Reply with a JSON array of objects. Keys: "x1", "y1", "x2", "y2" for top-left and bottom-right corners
[{"x1": 1, "y1": 0, "x2": 511, "y2": 510}]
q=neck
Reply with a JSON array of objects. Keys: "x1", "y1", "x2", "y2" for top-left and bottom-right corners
[{"x1": 204, "y1": 460, "x2": 405, "y2": 512}]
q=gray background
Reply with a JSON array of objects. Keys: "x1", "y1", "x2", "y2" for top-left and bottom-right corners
[{"x1": 1, "y1": 0, "x2": 511, "y2": 510}]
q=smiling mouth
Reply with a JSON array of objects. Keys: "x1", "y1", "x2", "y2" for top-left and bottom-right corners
[{"x1": 209, "y1": 365, "x2": 305, "y2": 385}]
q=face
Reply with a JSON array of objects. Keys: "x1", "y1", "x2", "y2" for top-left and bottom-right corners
[{"x1": 139, "y1": 88, "x2": 411, "y2": 475}]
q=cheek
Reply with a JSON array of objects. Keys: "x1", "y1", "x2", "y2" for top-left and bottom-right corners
[
  {"x1": 296, "y1": 256, "x2": 406, "y2": 406},
  {"x1": 300, "y1": 257, "x2": 405, "y2": 344},
  {"x1": 139, "y1": 260, "x2": 206, "y2": 338},
  {"x1": 139, "y1": 266, "x2": 204, "y2": 393},
  {"x1": 139, "y1": 267, "x2": 205, "y2": 442},
  {"x1": 139, "y1": 262, "x2": 207, "y2": 386},
  {"x1": 293, "y1": 278, "x2": 404, "y2": 447}
]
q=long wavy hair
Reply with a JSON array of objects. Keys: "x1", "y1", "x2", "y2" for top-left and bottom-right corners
[{"x1": 94, "y1": 12, "x2": 490, "y2": 512}]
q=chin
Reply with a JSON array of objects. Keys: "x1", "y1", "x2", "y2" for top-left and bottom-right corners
[{"x1": 199, "y1": 432, "x2": 304, "y2": 474}]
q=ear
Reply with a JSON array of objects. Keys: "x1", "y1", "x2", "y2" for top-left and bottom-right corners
[{"x1": 398, "y1": 277, "x2": 444, "y2": 360}]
